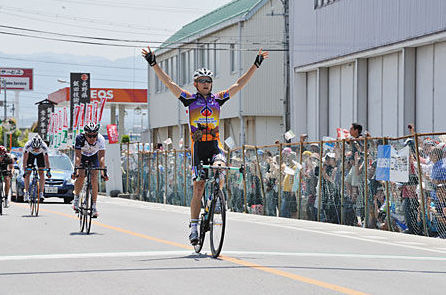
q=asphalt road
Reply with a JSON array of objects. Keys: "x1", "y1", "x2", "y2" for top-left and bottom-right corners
[{"x1": 1, "y1": 197, "x2": 445, "y2": 295}]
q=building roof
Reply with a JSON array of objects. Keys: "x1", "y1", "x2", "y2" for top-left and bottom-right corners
[{"x1": 161, "y1": 0, "x2": 264, "y2": 48}]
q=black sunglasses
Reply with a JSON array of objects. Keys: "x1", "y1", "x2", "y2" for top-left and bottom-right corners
[
  {"x1": 86, "y1": 133, "x2": 98, "y2": 138},
  {"x1": 196, "y1": 78, "x2": 212, "y2": 84}
]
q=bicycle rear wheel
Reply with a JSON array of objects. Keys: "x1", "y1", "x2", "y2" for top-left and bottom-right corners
[
  {"x1": 210, "y1": 189, "x2": 226, "y2": 258},
  {"x1": 30, "y1": 180, "x2": 38, "y2": 216}
]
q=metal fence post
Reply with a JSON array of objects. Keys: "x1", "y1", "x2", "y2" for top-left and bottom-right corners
[
  {"x1": 242, "y1": 145, "x2": 248, "y2": 213},
  {"x1": 364, "y1": 137, "x2": 369, "y2": 227},
  {"x1": 383, "y1": 138, "x2": 393, "y2": 232},
  {"x1": 341, "y1": 139, "x2": 346, "y2": 225},
  {"x1": 226, "y1": 149, "x2": 232, "y2": 210},
  {"x1": 317, "y1": 141, "x2": 323, "y2": 222},
  {"x1": 278, "y1": 143, "x2": 283, "y2": 217},
  {"x1": 297, "y1": 142, "x2": 303, "y2": 219},
  {"x1": 414, "y1": 133, "x2": 429, "y2": 236},
  {"x1": 126, "y1": 141, "x2": 130, "y2": 194},
  {"x1": 254, "y1": 146, "x2": 267, "y2": 215},
  {"x1": 164, "y1": 150, "x2": 168, "y2": 204}
]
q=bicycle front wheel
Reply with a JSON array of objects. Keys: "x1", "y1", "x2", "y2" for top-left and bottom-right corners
[
  {"x1": 30, "y1": 181, "x2": 39, "y2": 216},
  {"x1": 209, "y1": 189, "x2": 226, "y2": 258},
  {"x1": 85, "y1": 184, "x2": 93, "y2": 234},
  {"x1": 194, "y1": 213, "x2": 207, "y2": 253}
]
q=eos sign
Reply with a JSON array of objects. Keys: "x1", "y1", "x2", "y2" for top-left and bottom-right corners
[{"x1": 91, "y1": 89, "x2": 113, "y2": 100}]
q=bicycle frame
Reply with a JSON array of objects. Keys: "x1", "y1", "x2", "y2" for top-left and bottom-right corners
[
  {"x1": 74, "y1": 164, "x2": 107, "y2": 234},
  {"x1": 194, "y1": 163, "x2": 244, "y2": 257},
  {"x1": 25, "y1": 166, "x2": 47, "y2": 217}
]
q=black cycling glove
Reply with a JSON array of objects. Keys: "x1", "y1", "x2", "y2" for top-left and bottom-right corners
[
  {"x1": 254, "y1": 54, "x2": 264, "y2": 68},
  {"x1": 144, "y1": 50, "x2": 157, "y2": 66}
]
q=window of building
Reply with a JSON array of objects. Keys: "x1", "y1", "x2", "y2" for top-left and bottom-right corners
[
  {"x1": 164, "y1": 59, "x2": 169, "y2": 92},
  {"x1": 230, "y1": 43, "x2": 236, "y2": 73},
  {"x1": 180, "y1": 51, "x2": 187, "y2": 85},
  {"x1": 154, "y1": 69, "x2": 160, "y2": 93},
  {"x1": 197, "y1": 44, "x2": 206, "y2": 68},
  {"x1": 171, "y1": 56, "x2": 177, "y2": 82},
  {"x1": 188, "y1": 49, "x2": 195, "y2": 84}
]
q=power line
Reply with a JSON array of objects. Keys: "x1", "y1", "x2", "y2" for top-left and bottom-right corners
[
  {"x1": 0, "y1": 24, "x2": 285, "y2": 47},
  {"x1": 52, "y1": 0, "x2": 211, "y2": 13},
  {"x1": 0, "y1": 10, "x2": 173, "y2": 37},
  {"x1": 0, "y1": 31, "x2": 286, "y2": 52},
  {"x1": 0, "y1": 55, "x2": 147, "y2": 71}
]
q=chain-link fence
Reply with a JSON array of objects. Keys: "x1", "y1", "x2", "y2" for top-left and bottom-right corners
[{"x1": 121, "y1": 134, "x2": 446, "y2": 239}]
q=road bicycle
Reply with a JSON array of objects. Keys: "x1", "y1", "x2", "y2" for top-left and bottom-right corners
[
  {"x1": 74, "y1": 163, "x2": 107, "y2": 234},
  {"x1": 194, "y1": 163, "x2": 244, "y2": 258},
  {"x1": 25, "y1": 166, "x2": 49, "y2": 217},
  {"x1": 0, "y1": 169, "x2": 11, "y2": 215}
]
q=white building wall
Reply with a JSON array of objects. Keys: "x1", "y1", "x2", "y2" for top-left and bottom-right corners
[{"x1": 148, "y1": 0, "x2": 285, "y2": 147}]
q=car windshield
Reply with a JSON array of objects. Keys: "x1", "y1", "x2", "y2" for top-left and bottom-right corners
[{"x1": 49, "y1": 155, "x2": 73, "y2": 171}]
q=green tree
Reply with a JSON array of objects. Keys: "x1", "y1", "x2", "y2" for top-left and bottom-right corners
[{"x1": 121, "y1": 135, "x2": 130, "y2": 143}]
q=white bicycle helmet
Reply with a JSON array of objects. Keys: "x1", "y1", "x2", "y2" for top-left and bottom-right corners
[
  {"x1": 193, "y1": 68, "x2": 214, "y2": 80},
  {"x1": 31, "y1": 135, "x2": 43, "y2": 149},
  {"x1": 84, "y1": 122, "x2": 100, "y2": 133}
]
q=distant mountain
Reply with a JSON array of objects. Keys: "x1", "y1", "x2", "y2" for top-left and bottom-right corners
[{"x1": 0, "y1": 51, "x2": 147, "y2": 129}]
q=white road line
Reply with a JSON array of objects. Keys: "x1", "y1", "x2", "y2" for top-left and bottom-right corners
[{"x1": 0, "y1": 251, "x2": 445, "y2": 262}]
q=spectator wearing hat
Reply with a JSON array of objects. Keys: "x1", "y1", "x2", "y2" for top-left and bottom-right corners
[{"x1": 279, "y1": 147, "x2": 298, "y2": 218}]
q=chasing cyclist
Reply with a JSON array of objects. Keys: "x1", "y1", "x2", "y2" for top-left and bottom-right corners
[
  {"x1": 22, "y1": 135, "x2": 51, "y2": 202},
  {"x1": 142, "y1": 45, "x2": 268, "y2": 244},
  {"x1": 0, "y1": 146, "x2": 14, "y2": 205},
  {"x1": 71, "y1": 122, "x2": 108, "y2": 218}
]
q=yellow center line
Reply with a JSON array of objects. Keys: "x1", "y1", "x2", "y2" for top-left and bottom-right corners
[{"x1": 18, "y1": 203, "x2": 370, "y2": 295}]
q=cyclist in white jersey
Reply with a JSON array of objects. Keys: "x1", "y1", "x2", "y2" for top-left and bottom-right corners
[
  {"x1": 71, "y1": 122, "x2": 108, "y2": 218},
  {"x1": 22, "y1": 135, "x2": 51, "y2": 202}
]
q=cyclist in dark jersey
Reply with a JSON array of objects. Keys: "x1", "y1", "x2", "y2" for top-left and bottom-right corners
[
  {"x1": 142, "y1": 45, "x2": 268, "y2": 245},
  {"x1": 0, "y1": 146, "x2": 14, "y2": 205}
]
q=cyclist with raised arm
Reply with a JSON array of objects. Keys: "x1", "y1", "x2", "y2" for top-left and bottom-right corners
[
  {"x1": 71, "y1": 122, "x2": 108, "y2": 218},
  {"x1": 142, "y1": 45, "x2": 268, "y2": 244},
  {"x1": 0, "y1": 146, "x2": 14, "y2": 205},
  {"x1": 22, "y1": 135, "x2": 51, "y2": 202}
]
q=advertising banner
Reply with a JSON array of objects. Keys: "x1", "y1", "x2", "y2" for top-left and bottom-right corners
[
  {"x1": 106, "y1": 124, "x2": 119, "y2": 144},
  {"x1": 0, "y1": 68, "x2": 33, "y2": 91},
  {"x1": 376, "y1": 145, "x2": 409, "y2": 182}
]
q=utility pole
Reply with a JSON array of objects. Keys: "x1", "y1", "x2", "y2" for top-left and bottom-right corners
[
  {"x1": 1, "y1": 78, "x2": 7, "y2": 146},
  {"x1": 268, "y1": 0, "x2": 290, "y2": 133}
]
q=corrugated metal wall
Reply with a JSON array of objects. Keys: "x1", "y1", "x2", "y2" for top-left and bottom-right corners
[
  {"x1": 416, "y1": 41, "x2": 446, "y2": 132},
  {"x1": 291, "y1": 0, "x2": 446, "y2": 68}
]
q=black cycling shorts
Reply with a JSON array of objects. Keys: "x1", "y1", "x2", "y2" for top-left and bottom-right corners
[
  {"x1": 81, "y1": 154, "x2": 99, "y2": 168},
  {"x1": 192, "y1": 140, "x2": 226, "y2": 181},
  {"x1": 26, "y1": 153, "x2": 45, "y2": 168}
]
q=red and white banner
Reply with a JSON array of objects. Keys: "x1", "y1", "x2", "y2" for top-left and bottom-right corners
[
  {"x1": 79, "y1": 104, "x2": 85, "y2": 129},
  {"x1": 85, "y1": 103, "x2": 93, "y2": 124},
  {"x1": 92, "y1": 101, "x2": 99, "y2": 124},
  {"x1": 337, "y1": 128, "x2": 350, "y2": 139},
  {"x1": 73, "y1": 105, "x2": 81, "y2": 130},
  {"x1": 58, "y1": 110, "x2": 63, "y2": 132},
  {"x1": 106, "y1": 124, "x2": 119, "y2": 144},
  {"x1": 63, "y1": 107, "x2": 68, "y2": 128},
  {"x1": 98, "y1": 96, "x2": 106, "y2": 122}
]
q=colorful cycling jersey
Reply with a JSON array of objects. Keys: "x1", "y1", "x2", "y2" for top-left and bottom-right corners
[
  {"x1": 74, "y1": 133, "x2": 106, "y2": 157},
  {"x1": 24, "y1": 140, "x2": 49, "y2": 155},
  {"x1": 178, "y1": 90, "x2": 230, "y2": 144}
]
